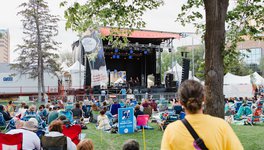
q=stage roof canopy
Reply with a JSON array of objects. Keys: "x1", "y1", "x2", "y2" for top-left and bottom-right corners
[{"x1": 100, "y1": 27, "x2": 181, "y2": 45}]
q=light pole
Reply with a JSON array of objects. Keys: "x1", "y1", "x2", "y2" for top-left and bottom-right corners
[{"x1": 192, "y1": 36, "x2": 194, "y2": 79}]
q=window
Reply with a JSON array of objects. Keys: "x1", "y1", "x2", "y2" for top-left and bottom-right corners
[{"x1": 241, "y1": 48, "x2": 262, "y2": 65}]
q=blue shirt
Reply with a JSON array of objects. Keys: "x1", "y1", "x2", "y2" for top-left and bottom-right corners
[{"x1": 121, "y1": 89, "x2": 126, "y2": 95}]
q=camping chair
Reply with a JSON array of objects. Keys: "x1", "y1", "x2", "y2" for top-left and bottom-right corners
[
  {"x1": 173, "y1": 105, "x2": 183, "y2": 115},
  {"x1": 235, "y1": 102, "x2": 243, "y2": 113},
  {"x1": 62, "y1": 124, "x2": 82, "y2": 145},
  {"x1": 137, "y1": 115, "x2": 150, "y2": 129},
  {"x1": 251, "y1": 104, "x2": 263, "y2": 124},
  {"x1": 0, "y1": 133, "x2": 23, "y2": 150},
  {"x1": 41, "y1": 136, "x2": 67, "y2": 150},
  {"x1": 160, "y1": 113, "x2": 179, "y2": 131},
  {"x1": 82, "y1": 105, "x2": 92, "y2": 118},
  {"x1": 59, "y1": 110, "x2": 74, "y2": 123},
  {"x1": 21, "y1": 115, "x2": 46, "y2": 130}
]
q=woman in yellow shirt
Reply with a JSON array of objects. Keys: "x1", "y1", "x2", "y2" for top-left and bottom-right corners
[{"x1": 161, "y1": 80, "x2": 243, "y2": 150}]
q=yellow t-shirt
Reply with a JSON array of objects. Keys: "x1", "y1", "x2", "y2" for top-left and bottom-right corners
[{"x1": 161, "y1": 114, "x2": 243, "y2": 150}]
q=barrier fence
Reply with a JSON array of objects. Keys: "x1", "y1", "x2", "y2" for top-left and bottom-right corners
[{"x1": 0, "y1": 86, "x2": 177, "y2": 102}]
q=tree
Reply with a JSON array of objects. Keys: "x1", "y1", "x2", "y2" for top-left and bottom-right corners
[
  {"x1": 62, "y1": 0, "x2": 263, "y2": 118},
  {"x1": 59, "y1": 51, "x2": 74, "y2": 67},
  {"x1": 12, "y1": 0, "x2": 60, "y2": 101}
]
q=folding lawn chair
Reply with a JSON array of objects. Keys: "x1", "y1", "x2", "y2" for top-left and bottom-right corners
[
  {"x1": 0, "y1": 133, "x2": 23, "y2": 150},
  {"x1": 62, "y1": 124, "x2": 82, "y2": 145}
]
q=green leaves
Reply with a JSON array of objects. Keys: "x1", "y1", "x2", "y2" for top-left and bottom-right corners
[
  {"x1": 62, "y1": 0, "x2": 163, "y2": 48},
  {"x1": 14, "y1": 0, "x2": 61, "y2": 78}
]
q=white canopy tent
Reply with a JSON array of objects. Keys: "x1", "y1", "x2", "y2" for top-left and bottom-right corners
[
  {"x1": 61, "y1": 62, "x2": 69, "y2": 72},
  {"x1": 223, "y1": 72, "x2": 264, "y2": 98},
  {"x1": 65, "y1": 61, "x2": 85, "y2": 89},
  {"x1": 165, "y1": 62, "x2": 200, "y2": 83}
]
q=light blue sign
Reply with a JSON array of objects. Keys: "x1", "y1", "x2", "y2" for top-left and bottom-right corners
[{"x1": 118, "y1": 107, "x2": 134, "y2": 134}]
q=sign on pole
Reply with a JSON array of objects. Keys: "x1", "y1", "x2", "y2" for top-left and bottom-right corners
[{"x1": 118, "y1": 107, "x2": 134, "y2": 134}]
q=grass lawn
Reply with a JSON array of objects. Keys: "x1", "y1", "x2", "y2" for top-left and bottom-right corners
[{"x1": 82, "y1": 123, "x2": 264, "y2": 150}]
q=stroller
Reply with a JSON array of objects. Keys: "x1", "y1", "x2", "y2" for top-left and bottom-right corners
[{"x1": 159, "y1": 112, "x2": 179, "y2": 131}]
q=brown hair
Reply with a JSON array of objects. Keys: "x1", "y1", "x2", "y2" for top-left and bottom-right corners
[
  {"x1": 122, "y1": 139, "x2": 139, "y2": 150},
  {"x1": 135, "y1": 105, "x2": 140, "y2": 110},
  {"x1": 178, "y1": 80, "x2": 204, "y2": 114},
  {"x1": 100, "y1": 110, "x2": 106, "y2": 115},
  {"x1": 49, "y1": 120, "x2": 63, "y2": 133},
  {"x1": 77, "y1": 139, "x2": 94, "y2": 150}
]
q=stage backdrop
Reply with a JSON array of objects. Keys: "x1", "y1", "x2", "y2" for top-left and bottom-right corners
[{"x1": 81, "y1": 30, "x2": 108, "y2": 87}]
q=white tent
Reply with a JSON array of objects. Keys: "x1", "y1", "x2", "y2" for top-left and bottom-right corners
[
  {"x1": 61, "y1": 62, "x2": 69, "y2": 72},
  {"x1": 224, "y1": 73, "x2": 251, "y2": 85},
  {"x1": 165, "y1": 62, "x2": 200, "y2": 82},
  {"x1": 65, "y1": 61, "x2": 85, "y2": 89},
  {"x1": 253, "y1": 72, "x2": 264, "y2": 85},
  {"x1": 223, "y1": 72, "x2": 264, "y2": 98}
]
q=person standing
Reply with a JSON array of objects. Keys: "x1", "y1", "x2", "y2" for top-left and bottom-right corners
[
  {"x1": 120, "y1": 88, "x2": 127, "y2": 100},
  {"x1": 161, "y1": 80, "x2": 243, "y2": 150},
  {"x1": 7, "y1": 101, "x2": 15, "y2": 117},
  {"x1": 100, "y1": 86, "x2": 107, "y2": 102}
]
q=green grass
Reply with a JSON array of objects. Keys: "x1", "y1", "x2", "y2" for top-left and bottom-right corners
[
  {"x1": 83, "y1": 123, "x2": 163, "y2": 150},
  {"x1": 232, "y1": 124, "x2": 264, "y2": 150},
  {"x1": 82, "y1": 123, "x2": 264, "y2": 150}
]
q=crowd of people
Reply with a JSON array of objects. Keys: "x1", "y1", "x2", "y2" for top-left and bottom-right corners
[
  {"x1": 0, "y1": 92, "x2": 160, "y2": 149},
  {"x1": 0, "y1": 80, "x2": 246, "y2": 150}
]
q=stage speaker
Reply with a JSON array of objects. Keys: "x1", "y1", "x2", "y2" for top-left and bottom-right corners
[
  {"x1": 181, "y1": 58, "x2": 190, "y2": 83},
  {"x1": 165, "y1": 73, "x2": 174, "y2": 88},
  {"x1": 171, "y1": 81, "x2": 178, "y2": 88},
  {"x1": 155, "y1": 73, "x2": 161, "y2": 86}
]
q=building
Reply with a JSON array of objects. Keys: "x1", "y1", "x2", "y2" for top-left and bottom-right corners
[
  {"x1": 0, "y1": 63, "x2": 59, "y2": 97},
  {"x1": 239, "y1": 40, "x2": 264, "y2": 64},
  {"x1": 0, "y1": 29, "x2": 10, "y2": 63}
]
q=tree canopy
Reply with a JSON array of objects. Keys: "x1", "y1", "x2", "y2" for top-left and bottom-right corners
[
  {"x1": 13, "y1": 0, "x2": 60, "y2": 101},
  {"x1": 62, "y1": 0, "x2": 263, "y2": 118}
]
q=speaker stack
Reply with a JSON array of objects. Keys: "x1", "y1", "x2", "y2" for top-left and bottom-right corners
[
  {"x1": 181, "y1": 58, "x2": 190, "y2": 83},
  {"x1": 165, "y1": 73, "x2": 174, "y2": 88},
  {"x1": 155, "y1": 73, "x2": 161, "y2": 86}
]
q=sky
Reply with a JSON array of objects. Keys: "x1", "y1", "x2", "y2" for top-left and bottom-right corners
[{"x1": 0, "y1": 0, "x2": 203, "y2": 62}]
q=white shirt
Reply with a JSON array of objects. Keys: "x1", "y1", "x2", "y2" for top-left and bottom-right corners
[
  {"x1": 44, "y1": 131, "x2": 76, "y2": 150},
  {"x1": 7, "y1": 129, "x2": 41, "y2": 150},
  {"x1": 140, "y1": 105, "x2": 144, "y2": 112}
]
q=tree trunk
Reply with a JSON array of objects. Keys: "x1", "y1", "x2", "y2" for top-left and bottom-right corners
[
  {"x1": 203, "y1": 0, "x2": 229, "y2": 118},
  {"x1": 35, "y1": 0, "x2": 43, "y2": 102},
  {"x1": 38, "y1": 54, "x2": 42, "y2": 102},
  {"x1": 41, "y1": 57, "x2": 46, "y2": 96}
]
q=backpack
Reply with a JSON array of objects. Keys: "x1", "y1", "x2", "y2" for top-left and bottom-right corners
[{"x1": 41, "y1": 136, "x2": 67, "y2": 150}]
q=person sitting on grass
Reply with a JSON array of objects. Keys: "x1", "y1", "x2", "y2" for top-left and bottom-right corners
[
  {"x1": 77, "y1": 139, "x2": 94, "y2": 150},
  {"x1": 97, "y1": 110, "x2": 111, "y2": 130},
  {"x1": 72, "y1": 103, "x2": 83, "y2": 121},
  {"x1": 48, "y1": 106, "x2": 59, "y2": 125},
  {"x1": 0, "y1": 105, "x2": 12, "y2": 122},
  {"x1": 7, "y1": 120, "x2": 41, "y2": 150},
  {"x1": 7, "y1": 101, "x2": 15, "y2": 117},
  {"x1": 42, "y1": 120, "x2": 76, "y2": 150},
  {"x1": 134, "y1": 105, "x2": 144, "y2": 118},
  {"x1": 122, "y1": 139, "x2": 140, "y2": 150},
  {"x1": 110, "y1": 100, "x2": 121, "y2": 115}
]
